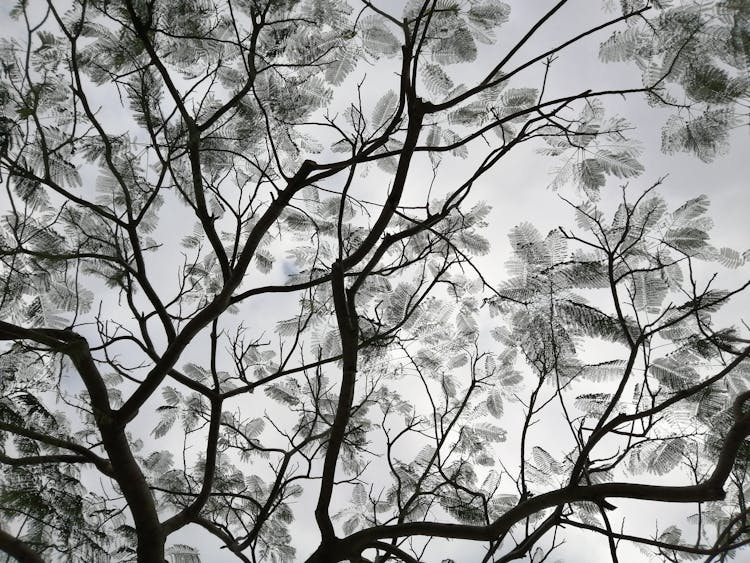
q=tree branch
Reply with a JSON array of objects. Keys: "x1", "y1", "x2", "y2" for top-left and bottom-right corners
[{"x1": 0, "y1": 527, "x2": 44, "y2": 563}]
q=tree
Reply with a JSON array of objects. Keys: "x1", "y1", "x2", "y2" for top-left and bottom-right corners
[{"x1": 0, "y1": 0, "x2": 749, "y2": 562}]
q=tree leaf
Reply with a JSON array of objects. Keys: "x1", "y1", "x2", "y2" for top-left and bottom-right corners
[
  {"x1": 647, "y1": 438, "x2": 685, "y2": 475},
  {"x1": 650, "y1": 357, "x2": 699, "y2": 390},
  {"x1": 486, "y1": 389, "x2": 504, "y2": 419},
  {"x1": 325, "y1": 47, "x2": 359, "y2": 85},
  {"x1": 371, "y1": 89, "x2": 398, "y2": 130},
  {"x1": 421, "y1": 62, "x2": 454, "y2": 97},
  {"x1": 361, "y1": 16, "x2": 400, "y2": 57}
]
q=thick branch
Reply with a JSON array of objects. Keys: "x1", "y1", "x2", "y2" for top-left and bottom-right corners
[
  {"x1": 314, "y1": 260, "x2": 360, "y2": 546},
  {"x1": 0, "y1": 527, "x2": 44, "y2": 563},
  {"x1": 0, "y1": 452, "x2": 95, "y2": 467}
]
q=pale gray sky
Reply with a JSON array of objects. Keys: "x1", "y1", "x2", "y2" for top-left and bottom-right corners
[{"x1": 1, "y1": 1, "x2": 749, "y2": 562}]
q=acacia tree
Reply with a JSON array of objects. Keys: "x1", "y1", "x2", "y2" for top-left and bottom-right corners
[{"x1": 0, "y1": 0, "x2": 749, "y2": 562}]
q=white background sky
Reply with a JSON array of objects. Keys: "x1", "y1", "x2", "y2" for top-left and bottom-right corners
[{"x1": 2, "y1": 1, "x2": 749, "y2": 562}]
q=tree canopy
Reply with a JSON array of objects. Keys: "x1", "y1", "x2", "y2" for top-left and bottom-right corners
[{"x1": 0, "y1": 0, "x2": 749, "y2": 562}]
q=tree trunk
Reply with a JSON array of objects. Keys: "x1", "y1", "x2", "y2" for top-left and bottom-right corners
[{"x1": 100, "y1": 428, "x2": 165, "y2": 562}]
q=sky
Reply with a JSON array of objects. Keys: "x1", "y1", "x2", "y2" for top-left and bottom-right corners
[{"x1": 1, "y1": 1, "x2": 749, "y2": 562}]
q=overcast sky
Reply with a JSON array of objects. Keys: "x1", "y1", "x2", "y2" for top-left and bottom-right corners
[{"x1": 2, "y1": 1, "x2": 749, "y2": 562}]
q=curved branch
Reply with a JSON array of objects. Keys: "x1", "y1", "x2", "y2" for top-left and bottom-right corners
[
  {"x1": 0, "y1": 422, "x2": 113, "y2": 476},
  {"x1": 561, "y1": 519, "x2": 750, "y2": 557},
  {"x1": 305, "y1": 393, "x2": 750, "y2": 562}
]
